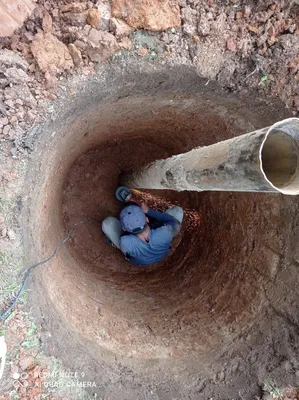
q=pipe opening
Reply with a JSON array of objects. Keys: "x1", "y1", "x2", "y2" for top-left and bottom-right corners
[{"x1": 261, "y1": 129, "x2": 299, "y2": 190}]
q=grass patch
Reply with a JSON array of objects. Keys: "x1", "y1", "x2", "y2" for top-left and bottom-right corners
[
  {"x1": 27, "y1": 321, "x2": 37, "y2": 337},
  {"x1": 259, "y1": 74, "x2": 269, "y2": 87},
  {"x1": 21, "y1": 337, "x2": 40, "y2": 349}
]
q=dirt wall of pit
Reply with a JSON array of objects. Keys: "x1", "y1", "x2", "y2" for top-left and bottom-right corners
[{"x1": 23, "y1": 64, "x2": 299, "y2": 399}]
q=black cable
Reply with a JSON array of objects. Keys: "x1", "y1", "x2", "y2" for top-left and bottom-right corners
[{"x1": 0, "y1": 218, "x2": 91, "y2": 322}]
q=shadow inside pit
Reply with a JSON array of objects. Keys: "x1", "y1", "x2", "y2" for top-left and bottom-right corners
[{"x1": 25, "y1": 66, "x2": 295, "y2": 362}]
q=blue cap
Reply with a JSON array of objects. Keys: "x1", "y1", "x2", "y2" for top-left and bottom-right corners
[{"x1": 120, "y1": 205, "x2": 146, "y2": 234}]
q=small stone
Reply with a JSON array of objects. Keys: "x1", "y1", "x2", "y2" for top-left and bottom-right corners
[
  {"x1": 47, "y1": 92, "x2": 57, "y2": 100},
  {"x1": 268, "y1": 2, "x2": 278, "y2": 11},
  {"x1": 96, "y1": 0, "x2": 112, "y2": 31},
  {"x1": 217, "y1": 371, "x2": 225, "y2": 382},
  {"x1": 248, "y1": 25, "x2": 259, "y2": 33},
  {"x1": 86, "y1": 29, "x2": 120, "y2": 62},
  {"x1": 42, "y1": 12, "x2": 53, "y2": 33},
  {"x1": 137, "y1": 46, "x2": 148, "y2": 57},
  {"x1": 111, "y1": 0, "x2": 181, "y2": 31},
  {"x1": 31, "y1": 32, "x2": 74, "y2": 75},
  {"x1": 4, "y1": 100, "x2": 15, "y2": 108},
  {"x1": 267, "y1": 25, "x2": 275, "y2": 37},
  {"x1": 81, "y1": 24, "x2": 92, "y2": 36},
  {"x1": 86, "y1": 48, "x2": 100, "y2": 62},
  {"x1": 258, "y1": 45, "x2": 267, "y2": 56},
  {"x1": 68, "y1": 44, "x2": 83, "y2": 67},
  {"x1": 10, "y1": 148, "x2": 18, "y2": 157},
  {"x1": 29, "y1": 63, "x2": 36, "y2": 73},
  {"x1": 19, "y1": 356, "x2": 35, "y2": 371},
  {"x1": 62, "y1": 11, "x2": 88, "y2": 27},
  {"x1": 10, "y1": 116, "x2": 18, "y2": 127},
  {"x1": 192, "y1": 35, "x2": 200, "y2": 43},
  {"x1": 181, "y1": 5, "x2": 197, "y2": 36},
  {"x1": 73, "y1": 40, "x2": 87, "y2": 50},
  {"x1": 227, "y1": 38, "x2": 237, "y2": 52},
  {"x1": 243, "y1": 6, "x2": 251, "y2": 17},
  {"x1": 60, "y1": 2, "x2": 87, "y2": 13},
  {"x1": 13, "y1": 372, "x2": 20, "y2": 380},
  {"x1": 7, "y1": 229, "x2": 17, "y2": 240},
  {"x1": 15, "y1": 99, "x2": 24, "y2": 106},
  {"x1": 279, "y1": 34, "x2": 299, "y2": 51},
  {"x1": 15, "y1": 110, "x2": 25, "y2": 120},
  {"x1": 0, "y1": 103, "x2": 7, "y2": 116},
  {"x1": 0, "y1": 117, "x2": 8, "y2": 126},
  {"x1": 268, "y1": 36, "x2": 276, "y2": 46},
  {"x1": 27, "y1": 110, "x2": 37, "y2": 121},
  {"x1": 87, "y1": 8, "x2": 101, "y2": 28},
  {"x1": 119, "y1": 37, "x2": 133, "y2": 50},
  {"x1": 52, "y1": 8, "x2": 59, "y2": 18},
  {"x1": 198, "y1": 14, "x2": 210, "y2": 36},
  {"x1": 3, "y1": 125, "x2": 11, "y2": 136},
  {"x1": 267, "y1": 25, "x2": 276, "y2": 46},
  {"x1": 110, "y1": 17, "x2": 134, "y2": 37}
]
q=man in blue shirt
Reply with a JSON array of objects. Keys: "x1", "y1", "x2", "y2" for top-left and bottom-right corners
[{"x1": 102, "y1": 202, "x2": 183, "y2": 266}]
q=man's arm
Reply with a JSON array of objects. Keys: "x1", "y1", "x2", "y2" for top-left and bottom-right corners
[
  {"x1": 146, "y1": 208, "x2": 180, "y2": 238},
  {"x1": 120, "y1": 236, "x2": 134, "y2": 259},
  {"x1": 147, "y1": 209, "x2": 177, "y2": 225}
]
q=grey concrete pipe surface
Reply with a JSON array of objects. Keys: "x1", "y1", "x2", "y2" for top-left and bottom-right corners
[{"x1": 123, "y1": 118, "x2": 299, "y2": 194}]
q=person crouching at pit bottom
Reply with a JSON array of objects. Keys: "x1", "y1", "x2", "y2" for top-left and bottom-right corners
[{"x1": 102, "y1": 201, "x2": 183, "y2": 266}]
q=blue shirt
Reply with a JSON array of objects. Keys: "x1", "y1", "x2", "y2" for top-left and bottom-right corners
[{"x1": 120, "y1": 209, "x2": 179, "y2": 266}]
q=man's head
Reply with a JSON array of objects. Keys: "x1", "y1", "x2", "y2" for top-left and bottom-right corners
[{"x1": 120, "y1": 205, "x2": 147, "y2": 234}]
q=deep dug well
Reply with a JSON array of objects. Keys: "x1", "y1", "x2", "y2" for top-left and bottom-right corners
[{"x1": 22, "y1": 64, "x2": 299, "y2": 393}]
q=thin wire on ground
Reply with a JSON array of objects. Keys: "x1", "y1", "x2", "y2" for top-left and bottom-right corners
[{"x1": 0, "y1": 217, "x2": 99, "y2": 322}]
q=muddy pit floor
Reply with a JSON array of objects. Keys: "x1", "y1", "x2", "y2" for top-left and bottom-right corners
[{"x1": 16, "y1": 66, "x2": 299, "y2": 399}]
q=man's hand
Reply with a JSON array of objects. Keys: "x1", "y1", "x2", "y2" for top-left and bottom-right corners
[{"x1": 141, "y1": 202, "x2": 149, "y2": 214}]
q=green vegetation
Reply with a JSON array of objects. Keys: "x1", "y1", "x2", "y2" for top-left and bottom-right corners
[{"x1": 259, "y1": 74, "x2": 269, "y2": 86}]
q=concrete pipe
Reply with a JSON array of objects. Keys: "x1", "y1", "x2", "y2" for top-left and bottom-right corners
[{"x1": 123, "y1": 118, "x2": 299, "y2": 195}]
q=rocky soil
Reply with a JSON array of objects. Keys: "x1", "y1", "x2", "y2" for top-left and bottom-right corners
[{"x1": 0, "y1": 0, "x2": 298, "y2": 164}]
